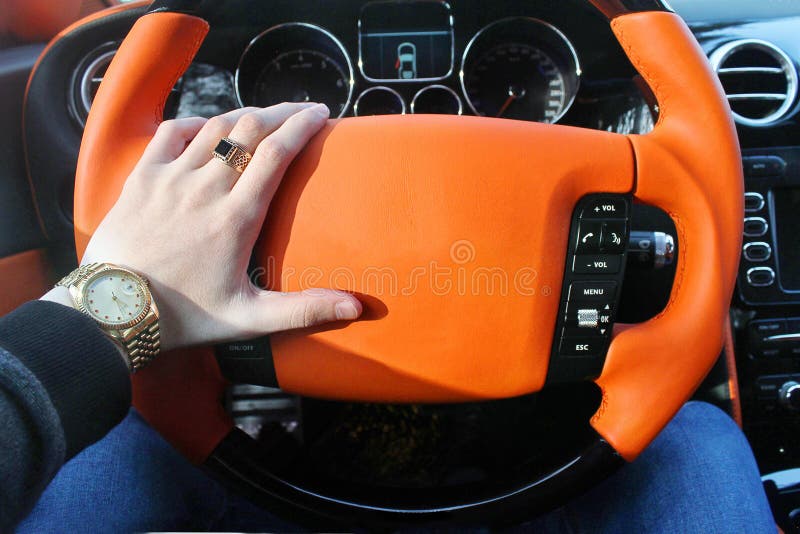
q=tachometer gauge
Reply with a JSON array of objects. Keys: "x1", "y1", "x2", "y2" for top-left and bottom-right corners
[
  {"x1": 237, "y1": 23, "x2": 355, "y2": 118},
  {"x1": 252, "y1": 49, "x2": 350, "y2": 115},
  {"x1": 461, "y1": 18, "x2": 581, "y2": 124}
]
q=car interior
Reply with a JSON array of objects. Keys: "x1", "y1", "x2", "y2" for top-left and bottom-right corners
[{"x1": 2, "y1": 0, "x2": 800, "y2": 530}]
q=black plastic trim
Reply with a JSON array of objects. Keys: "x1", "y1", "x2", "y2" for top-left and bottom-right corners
[
  {"x1": 214, "y1": 335, "x2": 278, "y2": 388},
  {"x1": 547, "y1": 194, "x2": 631, "y2": 384},
  {"x1": 147, "y1": 0, "x2": 672, "y2": 19},
  {"x1": 205, "y1": 428, "x2": 624, "y2": 528}
]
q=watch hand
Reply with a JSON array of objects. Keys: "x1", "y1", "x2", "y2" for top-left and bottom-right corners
[{"x1": 114, "y1": 297, "x2": 129, "y2": 313}]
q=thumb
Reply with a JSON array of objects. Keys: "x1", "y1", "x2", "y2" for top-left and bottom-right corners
[{"x1": 253, "y1": 288, "x2": 363, "y2": 333}]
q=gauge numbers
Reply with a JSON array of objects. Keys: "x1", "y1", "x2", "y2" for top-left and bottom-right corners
[
  {"x1": 253, "y1": 49, "x2": 349, "y2": 117},
  {"x1": 465, "y1": 43, "x2": 567, "y2": 123}
]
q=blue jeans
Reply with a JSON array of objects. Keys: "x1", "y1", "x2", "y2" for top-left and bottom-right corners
[{"x1": 18, "y1": 401, "x2": 774, "y2": 533}]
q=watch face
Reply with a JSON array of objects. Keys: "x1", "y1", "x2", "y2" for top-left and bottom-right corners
[{"x1": 81, "y1": 269, "x2": 149, "y2": 327}]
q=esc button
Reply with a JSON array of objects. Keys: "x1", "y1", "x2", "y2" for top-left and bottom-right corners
[{"x1": 559, "y1": 337, "x2": 606, "y2": 357}]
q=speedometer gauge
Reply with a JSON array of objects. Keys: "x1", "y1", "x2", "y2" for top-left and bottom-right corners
[
  {"x1": 460, "y1": 18, "x2": 581, "y2": 124},
  {"x1": 236, "y1": 23, "x2": 355, "y2": 118}
]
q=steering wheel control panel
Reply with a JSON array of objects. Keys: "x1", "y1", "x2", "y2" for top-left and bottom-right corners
[{"x1": 547, "y1": 195, "x2": 631, "y2": 383}]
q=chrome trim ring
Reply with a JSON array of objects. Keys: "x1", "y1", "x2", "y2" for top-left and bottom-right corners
[
  {"x1": 709, "y1": 39, "x2": 799, "y2": 128},
  {"x1": 234, "y1": 22, "x2": 355, "y2": 119},
  {"x1": 743, "y1": 242, "x2": 772, "y2": 263},
  {"x1": 353, "y1": 86, "x2": 406, "y2": 116},
  {"x1": 68, "y1": 42, "x2": 118, "y2": 128},
  {"x1": 743, "y1": 217, "x2": 769, "y2": 237},
  {"x1": 746, "y1": 266, "x2": 776, "y2": 287},
  {"x1": 459, "y1": 17, "x2": 581, "y2": 124},
  {"x1": 744, "y1": 192, "x2": 765, "y2": 213},
  {"x1": 410, "y1": 84, "x2": 463, "y2": 115}
]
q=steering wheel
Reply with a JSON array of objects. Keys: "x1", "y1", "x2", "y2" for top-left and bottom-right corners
[{"x1": 73, "y1": 0, "x2": 743, "y2": 528}]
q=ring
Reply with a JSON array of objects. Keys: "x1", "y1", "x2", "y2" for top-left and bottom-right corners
[{"x1": 212, "y1": 137, "x2": 252, "y2": 173}]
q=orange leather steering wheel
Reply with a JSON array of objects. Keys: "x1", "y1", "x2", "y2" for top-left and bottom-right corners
[{"x1": 73, "y1": 0, "x2": 743, "y2": 526}]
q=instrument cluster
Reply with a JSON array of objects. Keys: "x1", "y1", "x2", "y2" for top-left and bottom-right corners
[{"x1": 234, "y1": 1, "x2": 583, "y2": 124}]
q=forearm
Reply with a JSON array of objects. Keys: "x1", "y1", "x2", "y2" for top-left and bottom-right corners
[{"x1": 0, "y1": 301, "x2": 131, "y2": 531}]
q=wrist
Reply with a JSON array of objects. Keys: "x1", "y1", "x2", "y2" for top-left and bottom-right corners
[{"x1": 40, "y1": 286, "x2": 74, "y2": 308}]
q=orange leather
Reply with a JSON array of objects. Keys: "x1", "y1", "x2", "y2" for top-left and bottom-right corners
[
  {"x1": 0, "y1": 249, "x2": 53, "y2": 315},
  {"x1": 73, "y1": 12, "x2": 230, "y2": 461},
  {"x1": 593, "y1": 12, "x2": 743, "y2": 460},
  {"x1": 0, "y1": 0, "x2": 82, "y2": 41},
  {"x1": 74, "y1": 11, "x2": 209, "y2": 250},
  {"x1": 724, "y1": 317, "x2": 743, "y2": 427},
  {"x1": 261, "y1": 115, "x2": 634, "y2": 401}
]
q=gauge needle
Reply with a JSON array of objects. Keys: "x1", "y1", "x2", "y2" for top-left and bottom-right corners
[
  {"x1": 111, "y1": 292, "x2": 128, "y2": 313},
  {"x1": 495, "y1": 84, "x2": 527, "y2": 118}
]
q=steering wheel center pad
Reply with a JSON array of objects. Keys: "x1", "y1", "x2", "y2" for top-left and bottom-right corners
[
  {"x1": 74, "y1": 5, "x2": 742, "y2": 466},
  {"x1": 260, "y1": 115, "x2": 634, "y2": 401}
]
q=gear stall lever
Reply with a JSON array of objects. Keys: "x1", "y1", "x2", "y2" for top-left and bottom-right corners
[{"x1": 627, "y1": 231, "x2": 675, "y2": 270}]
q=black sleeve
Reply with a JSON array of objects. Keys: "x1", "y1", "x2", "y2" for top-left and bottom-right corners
[{"x1": 0, "y1": 300, "x2": 131, "y2": 530}]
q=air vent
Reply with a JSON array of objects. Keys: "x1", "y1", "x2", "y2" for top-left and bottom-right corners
[
  {"x1": 69, "y1": 42, "x2": 118, "y2": 128},
  {"x1": 710, "y1": 39, "x2": 798, "y2": 128}
]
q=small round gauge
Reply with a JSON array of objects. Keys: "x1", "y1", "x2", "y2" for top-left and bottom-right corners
[
  {"x1": 354, "y1": 86, "x2": 406, "y2": 116},
  {"x1": 411, "y1": 85, "x2": 463, "y2": 115},
  {"x1": 461, "y1": 18, "x2": 581, "y2": 123},
  {"x1": 237, "y1": 23, "x2": 355, "y2": 118}
]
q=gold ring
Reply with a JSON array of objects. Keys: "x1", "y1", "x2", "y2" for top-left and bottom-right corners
[{"x1": 212, "y1": 137, "x2": 252, "y2": 173}]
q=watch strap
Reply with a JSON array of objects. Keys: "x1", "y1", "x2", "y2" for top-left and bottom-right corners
[
  {"x1": 56, "y1": 262, "x2": 102, "y2": 288},
  {"x1": 125, "y1": 316, "x2": 161, "y2": 372}
]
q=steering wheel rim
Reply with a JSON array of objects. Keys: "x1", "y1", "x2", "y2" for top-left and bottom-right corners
[{"x1": 73, "y1": 0, "x2": 743, "y2": 527}]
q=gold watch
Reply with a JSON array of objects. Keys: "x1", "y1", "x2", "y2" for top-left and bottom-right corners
[{"x1": 57, "y1": 263, "x2": 160, "y2": 372}]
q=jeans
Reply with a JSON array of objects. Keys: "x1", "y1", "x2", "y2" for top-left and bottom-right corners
[{"x1": 17, "y1": 401, "x2": 775, "y2": 533}]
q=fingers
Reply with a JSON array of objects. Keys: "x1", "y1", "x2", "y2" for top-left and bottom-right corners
[
  {"x1": 140, "y1": 117, "x2": 208, "y2": 164},
  {"x1": 251, "y1": 288, "x2": 362, "y2": 333},
  {"x1": 221, "y1": 102, "x2": 320, "y2": 162},
  {"x1": 179, "y1": 102, "x2": 320, "y2": 170},
  {"x1": 231, "y1": 103, "x2": 330, "y2": 210},
  {"x1": 177, "y1": 107, "x2": 260, "y2": 167}
]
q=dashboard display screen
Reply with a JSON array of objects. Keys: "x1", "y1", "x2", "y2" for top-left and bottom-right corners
[
  {"x1": 359, "y1": 1, "x2": 453, "y2": 82},
  {"x1": 774, "y1": 188, "x2": 800, "y2": 290}
]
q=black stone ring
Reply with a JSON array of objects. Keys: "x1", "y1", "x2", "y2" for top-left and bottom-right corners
[{"x1": 212, "y1": 137, "x2": 252, "y2": 173}]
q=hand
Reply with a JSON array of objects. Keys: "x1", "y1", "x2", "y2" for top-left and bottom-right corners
[{"x1": 76, "y1": 102, "x2": 362, "y2": 351}]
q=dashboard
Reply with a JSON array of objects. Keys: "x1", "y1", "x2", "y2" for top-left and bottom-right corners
[{"x1": 159, "y1": 0, "x2": 655, "y2": 135}]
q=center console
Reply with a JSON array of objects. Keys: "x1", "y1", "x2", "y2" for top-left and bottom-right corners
[{"x1": 735, "y1": 147, "x2": 800, "y2": 472}]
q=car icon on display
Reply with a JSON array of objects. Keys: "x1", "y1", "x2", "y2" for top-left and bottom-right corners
[{"x1": 396, "y1": 42, "x2": 417, "y2": 79}]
